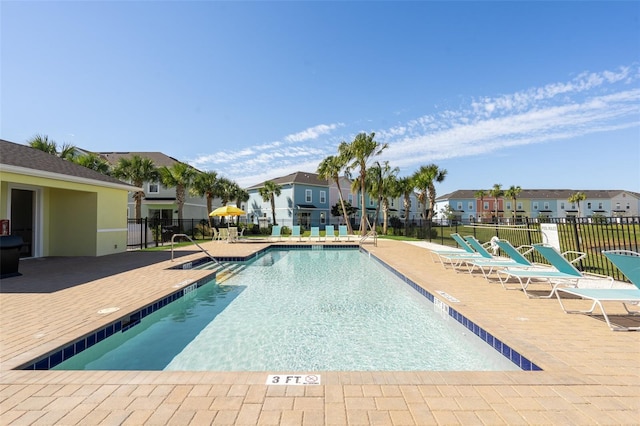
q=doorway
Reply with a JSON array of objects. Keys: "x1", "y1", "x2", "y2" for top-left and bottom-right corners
[{"x1": 10, "y1": 188, "x2": 35, "y2": 258}]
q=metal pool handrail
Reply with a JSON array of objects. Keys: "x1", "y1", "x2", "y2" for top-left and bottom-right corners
[{"x1": 170, "y1": 234, "x2": 222, "y2": 266}]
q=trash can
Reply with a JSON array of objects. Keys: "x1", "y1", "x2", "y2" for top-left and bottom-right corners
[{"x1": 0, "y1": 235, "x2": 24, "y2": 279}]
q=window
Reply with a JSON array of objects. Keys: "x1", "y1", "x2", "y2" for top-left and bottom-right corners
[
  {"x1": 506, "y1": 202, "x2": 512, "y2": 211},
  {"x1": 148, "y1": 181, "x2": 159, "y2": 194},
  {"x1": 544, "y1": 202, "x2": 549, "y2": 210},
  {"x1": 320, "y1": 212, "x2": 326, "y2": 225},
  {"x1": 468, "y1": 202, "x2": 474, "y2": 211},
  {"x1": 305, "y1": 189, "x2": 312, "y2": 203},
  {"x1": 626, "y1": 203, "x2": 630, "y2": 210},
  {"x1": 391, "y1": 198, "x2": 395, "y2": 207},
  {"x1": 457, "y1": 202, "x2": 462, "y2": 210},
  {"x1": 587, "y1": 202, "x2": 592, "y2": 209},
  {"x1": 616, "y1": 202, "x2": 621, "y2": 209},
  {"x1": 598, "y1": 202, "x2": 603, "y2": 209},
  {"x1": 369, "y1": 197, "x2": 374, "y2": 207},
  {"x1": 320, "y1": 191, "x2": 326, "y2": 204},
  {"x1": 560, "y1": 202, "x2": 565, "y2": 209},
  {"x1": 533, "y1": 202, "x2": 539, "y2": 210},
  {"x1": 483, "y1": 201, "x2": 489, "y2": 210},
  {"x1": 348, "y1": 194, "x2": 353, "y2": 204},
  {"x1": 517, "y1": 202, "x2": 523, "y2": 210}
]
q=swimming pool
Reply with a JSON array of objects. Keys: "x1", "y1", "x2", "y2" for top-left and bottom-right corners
[{"x1": 47, "y1": 247, "x2": 533, "y2": 371}]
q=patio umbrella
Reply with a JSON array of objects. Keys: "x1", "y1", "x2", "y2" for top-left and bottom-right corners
[{"x1": 209, "y1": 205, "x2": 246, "y2": 217}]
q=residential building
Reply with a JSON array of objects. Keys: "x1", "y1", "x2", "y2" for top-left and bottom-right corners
[
  {"x1": 0, "y1": 139, "x2": 140, "y2": 257},
  {"x1": 99, "y1": 152, "x2": 210, "y2": 220},
  {"x1": 435, "y1": 189, "x2": 640, "y2": 223},
  {"x1": 245, "y1": 172, "x2": 331, "y2": 229}
]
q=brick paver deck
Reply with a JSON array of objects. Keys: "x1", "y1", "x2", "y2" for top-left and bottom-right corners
[{"x1": 1, "y1": 239, "x2": 638, "y2": 425}]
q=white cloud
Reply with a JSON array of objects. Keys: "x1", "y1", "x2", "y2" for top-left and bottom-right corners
[{"x1": 284, "y1": 123, "x2": 343, "y2": 143}]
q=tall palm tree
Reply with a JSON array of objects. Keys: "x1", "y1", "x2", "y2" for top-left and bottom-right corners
[
  {"x1": 568, "y1": 191, "x2": 587, "y2": 217},
  {"x1": 112, "y1": 155, "x2": 159, "y2": 220},
  {"x1": 339, "y1": 132, "x2": 388, "y2": 234},
  {"x1": 489, "y1": 184, "x2": 504, "y2": 221},
  {"x1": 72, "y1": 153, "x2": 111, "y2": 174},
  {"x1": 474, "y1": 189, "x2": 486, "y2": 221},
  {"x1": 190, "y1": 171, "x2": 220, "y2": 226},
  {"x1": 397, "y1": 176, "x2": 414, "y2": 229},
  {"x1": 505, "y1": 185, "x2": 522, "y2": 219},
  {"x1": 27, "y1": 134, "x2": 76, "y2": 160},
  {"x1": 233, "y1": 187, "x2": 249, "y2": 225},
  {"x1": 259, "y1": 180, "x2": 282, "y2": 226},
  {"x1": 158, "y1": 162, "x2": 197, "y2": 224},
  {"x1": 317, "y1": 155, "x2": 353, "y2": 234},
  {"x1": 367, "y1": 161, "x2": 399, "y2": 235},
  {"x1": 413, "y1": 164, "x2": 447, "y2": 221}
]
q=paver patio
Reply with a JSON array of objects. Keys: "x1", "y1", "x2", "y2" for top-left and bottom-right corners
[{"x1": 1, "y1": 239, "x2": 638, "y2": 425}]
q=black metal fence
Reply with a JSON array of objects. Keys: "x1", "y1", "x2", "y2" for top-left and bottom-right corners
[{"x1": 419, "y1": 216, "x2": 639, "y2": 283}]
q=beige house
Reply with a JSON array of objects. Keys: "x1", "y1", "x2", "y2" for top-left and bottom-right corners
[{"x1": 0, "y1": 139, "x2": 140, "y2": 257}]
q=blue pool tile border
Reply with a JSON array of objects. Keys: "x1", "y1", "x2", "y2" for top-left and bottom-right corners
[
  {"x1": 19, "y1": 273, "x2": 216, "y2": 371},
  {"x1": 362, "y1": 248, "x2": 542, "y2": 372}
]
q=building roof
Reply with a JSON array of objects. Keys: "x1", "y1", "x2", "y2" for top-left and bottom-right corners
[
  {"x1": 98, "y1": 151, "x2": 183, "y2": 168},
  {"x1": 0, "y1": 139, "x2": 139, "y2": 191},
  {"x1": 437, "y1": 189, "x2": 640, "y2": 201},
  {"x1": 246, "y1": 171, "x2": 329, "y2": 190}
]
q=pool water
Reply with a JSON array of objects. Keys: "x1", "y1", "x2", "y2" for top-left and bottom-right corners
[{"x1": 53, "y1": 249, "x2": 520, "y2": 371}]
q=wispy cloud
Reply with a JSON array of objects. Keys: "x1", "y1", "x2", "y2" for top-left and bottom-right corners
[{"x1": 188, "y1": 65, "x2": 640, "y2": 187}]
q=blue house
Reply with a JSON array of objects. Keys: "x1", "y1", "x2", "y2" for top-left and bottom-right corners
[{"x1": 245, "y1": 172, "x2": 331, "y2": 230}]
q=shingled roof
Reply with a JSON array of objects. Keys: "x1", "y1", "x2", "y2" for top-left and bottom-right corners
[
  {"x1": 0, "y1": 139, "x2": 139, "y2": 190},
  {"x1": 246, "y1": 171, "x2": 329, "y2": 190},
  {"x1": 437, "y1": 188, "x2": 640, "y2": 201}
]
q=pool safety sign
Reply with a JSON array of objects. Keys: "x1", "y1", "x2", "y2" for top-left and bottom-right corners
[{"x1": 266, "y1": 374, "x2": 321, "y2": 385}]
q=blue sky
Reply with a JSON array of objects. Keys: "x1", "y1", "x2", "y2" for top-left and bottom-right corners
[{"x1": 2, "y1": 1, "x2": 639, "y2": 195}]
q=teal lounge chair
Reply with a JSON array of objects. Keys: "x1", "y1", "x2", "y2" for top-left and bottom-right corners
[
  {"x1": 431, "y1": 234, "x2": 491, "y2": 268},
  {"x1": 429, "y1": 233, "x2": 483, "y2": 264},
  {"x1": 463, "y1": 237, "x2": 538, "y2": 279},
  {"x1": 325, "y1": 225, "x2": 336, "y2": 242},
  {"x1": 338, "y1": 225, "x2": 353, "y2": 242},
  {"x1": 269, "y1": 225, "x2": 282, "y2": 241},
  {"x1": 308, "y1": 226, "x2": 321, "y2": 242},
  {"x1": 289, "y1": 225, "x2": 301, "y2": 242},
  {"x1": 496, "y1": 244, "x2": 612, "y2": 298},
  {"x1": 555, "y1": 250, "x2": 640, "y2": 331}
]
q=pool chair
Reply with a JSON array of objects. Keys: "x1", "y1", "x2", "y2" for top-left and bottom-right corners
[
  {"x1": 269, "y1": 225, "x2": 282, "y2": 241},
  {"x1": 463, "y1": 237, "x2": 539, "y2": 279},
  {"x1": 325, "y1": 225, "x2": 337, "y2": 242},
  {"x1": 228, "y1": 227, "x2": 239, "y2": 243},
  {"x1": 431, "y1": 234, "x2": 493, "y2": 268},
  {"x1": 338, "y1": 225, "x2": 353, "y2": 242},
  {"x1": 308, "y1": 226, "x2": 322, "y2": 242},
  {"x1": 554, "y1": 250, "x2": 640, "y2": 331},
  {"x1": 289, "y1": 225, "x2": 302, "y2": 242},
  {"x1": 496, "y1": 244, "x2": 613, "y2": 298},
  {"x1": 211, "y1": 228, "x2": 219, "y2": 241}
]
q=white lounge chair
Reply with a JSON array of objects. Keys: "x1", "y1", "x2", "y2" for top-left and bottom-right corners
[
  {"x1": 496, "y1": 244, "x2": 612, "y2": 298},
  {"x1": 555, "y1": 250, "x2": 640, "y2": 331}
]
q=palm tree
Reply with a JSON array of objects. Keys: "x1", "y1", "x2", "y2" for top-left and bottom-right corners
[
  {"x1": 317, "y1": 155, "x2": 353, "y2": 234},
  {"x1": 367, "y1": 161, "x2": 399, "y2": 235},
  {"x1": 489, "y1": 184, "x2": 504, "y2": 222},
  {"x1": 397, "y1": 176, "x2": 414, "y2": 230},
  {"x1": 72, "y1": 153, "x2": 111, "y2": 174},
  {"x1": 191, "y1": 171, "x2": 220, "y2": 226},
  {"x1": 505, "y1": 185, "x2": 522, "y2": 219},
  {"x1": 233, "y1": 187, "x2": 249, "y2": 225},
  {"x1": 27, "y1": 134, "x2": 76, "y2": 160},
  {"x1": 112, "y1": 155, "x2": 159, "y2": 220},
  {"x1": 259, "y1": 180, "x2": 282, "y2": 226},
  {"x1": 568, "y1": 192, "x2": 587, "y2": 217},
  {"x1": 413, "y1": 164, "x2": 447, "y2": 222},
  {"x1": 158, "y1": 162, "x2": 197, "y2": 225},
  {"x1": 474, "y1": 189, "x2": 486, "y2": 221},
  {"x1": 339, "y1": 132, "x2": 388, "y2": 234}
]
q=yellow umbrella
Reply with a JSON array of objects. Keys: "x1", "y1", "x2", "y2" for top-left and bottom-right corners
[{"x1": 209, "y1": 205, "x2": 246, "y2": 217}]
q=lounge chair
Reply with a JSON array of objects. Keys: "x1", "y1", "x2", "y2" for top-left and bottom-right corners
[
  {"x1": 308, "y1": 226, "x2": 321, "y2": 242},
  {"x1": 218, "y1": 227, "x2": 229, "y2": 242},
  {"x1": 325, "y1": 225, "x2": 337, "y2": 242},
  {"x1": 269, "y1": 225, "x2": 282, "y2": 241},
  {"x1": 228, "y1": 227, "x2": 239, "y2": 243},
  {"x1": 289, "y1": 225, "x2": 302, "y2": 242},
  {"x1": 338, "y1": 225, "x2": 353, "y2": 242},
  {"x1": 211, "y1": 228, "x2": 219, "y2": 241},
  {"x1": 496, "y1": 244, "x2": 612, "y2": 298},
  {"x1": 555, "y1": 250, "x2": 640, "y2": 331},
  {"x1": 431, "y1": 234, "x2": 493, "y2": 268},
  {"x1": 463, "y1": 237, "x2": 538, "y2": 279}
]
